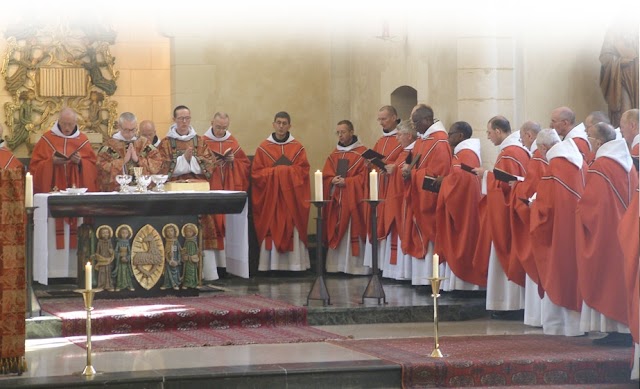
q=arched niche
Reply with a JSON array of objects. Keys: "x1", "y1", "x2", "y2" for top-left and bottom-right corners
[{"x1": 390, "y1": 86, "x2": 417, "y2": 122}]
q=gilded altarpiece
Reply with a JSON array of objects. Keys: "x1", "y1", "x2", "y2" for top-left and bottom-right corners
[{"x1": 1, "y1": 22, "x2": 120, "y2": 153}]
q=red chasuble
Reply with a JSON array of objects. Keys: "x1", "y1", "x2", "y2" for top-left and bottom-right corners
[
  {"x1": 530, "y1": 154, "x2": 585, "y2": 312},
  {"x1": 251, "y1": 137, "x2": 310, "y2": 253},
  {"x1": 435, "y1": 146, "x2": 485, "y2": 286},
  {"x1": 322, "y1": 143, "x2": 368, "y2": 256},
  {"x1": 475, "y1": 142, "x2": 529, "y2": 287},
  {"x1": 509, "y1": 149, "x2": 549, "y2": 285},
  {"x1": 96, "y1": 137, "x2": 163, "y2": 192},
  {"x1": 402, "y1": 128, "x2": 452, "y2": 259},
  {"x1": 30, "y1": 130, "x2": 98, "y2": 193},
  {"x1": 382, "y1": 148, "x2": 412, "y2": 264},
  {"x1": 0, "y1": 147, "x2": 23, "y2": 170},
  {"x1": 365, "y1": 132, "x2": 403, "y2": 241},
  {"x1": 572, "y1": 137, "x2": 594, "y2": 165},
  {"x1": 202, "y1": 133, "x2": 250, "y2": 250},
  {"x1": 576, "y1": 146, "x2": 638, "y2": 325},
  {"x1": 30, "y1": 129, "x2": 98, "y2": 249},
  {"x1": 618, "y1": 189, "x2": 639, "y2": 343}
]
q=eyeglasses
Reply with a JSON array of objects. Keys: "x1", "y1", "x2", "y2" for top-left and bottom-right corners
[
  {"x1": 176, "y1": 116, "x2": 191, "y2": 122},
  {"x1": 121, "y1": 127, "x2": 137, "y2": 132},
  {"x1": 274, "y1": 120, "x2": 289, "y2": 126}
]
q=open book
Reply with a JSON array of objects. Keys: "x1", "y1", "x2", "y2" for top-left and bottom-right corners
[
  {"x1": 54, "y1": 150, "x2": 79, "y2": 160},
  {"x1": 422, "y1": 175, "x2": 440, "y2": 193},
  {"x1": 362, "y1": 149, "x2": 387, "y2": 171},
  {"x1": 273, "y1": 154, "x2": 293, "y2": 166},
  {"x1": 213, "y1": 147, "x2": 233, "y2": 160},
  {"x1": 493, "y1": 168, "x2": 524, "y2": 182}
]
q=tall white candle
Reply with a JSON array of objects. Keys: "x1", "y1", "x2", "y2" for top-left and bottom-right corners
[
  {"x1": 432, "y1": 253, "x2": 439, "y2": 279},
  {"x1": 369, "y1": 169, "x2": 378, "y2": 201},
  {"x1": 85, "y1": 261, "x2": 92, "y2": 290},
  {"x1": 314, "y1": 170, "x2": 323, "y2": 201},
  {"x1": 24, "y1": 172, "x2": 33, "y2": 208}
]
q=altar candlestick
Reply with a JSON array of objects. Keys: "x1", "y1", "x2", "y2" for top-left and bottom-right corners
[
  {"x1": 85, "y1": 262, "x2": 92, "y2": 290},
  {"x1": 315, "y1": 170, "x2": 323, "y2": 201},
  {"x1": 369, "y1": 169, "x2": 378, "y2": 201},
  {"x1": 432, "y1": 253, "x2": 439, "y2": 279},
  {"x1": 25, "y1": 172, "x2": 33, "y2": 208}
]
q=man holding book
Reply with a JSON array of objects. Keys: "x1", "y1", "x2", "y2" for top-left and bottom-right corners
[
  {"x1": 435, "y1": 121, "x2": 485, "y2": 292},
  {"x1": 472, "y1": 116, "x2": 530, "y2": 320},
  {"x1": 201, "y1": 112, "x2": 250, "y2": 280},
  {"x1": 402, "y1": 104, "x2": 451, "y2": 286},
  {"x1": 322, "y1": 120, "x2": 369, "y2": 275},
  {"x1": 251, "y1": 111, "x2": 310, "y2": 272},
  {"x1": 30, "y1": 107, "x2": 99, "y2": 249}
]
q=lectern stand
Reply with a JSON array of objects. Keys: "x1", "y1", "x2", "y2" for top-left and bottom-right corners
[
  {"x1": 306, "y1": 200, "x2": 331, "y2": 306},
  {"x1": 362, "y1": 200, "x2": 386, "y2": 304}
]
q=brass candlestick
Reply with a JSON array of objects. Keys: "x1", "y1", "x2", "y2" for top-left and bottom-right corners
[
  {"x1": 429, "y1": 277, "x2": 446, "y2": 358},
  {"x1": 75, "y1": 288, "x2": 102, "y2": 376}
]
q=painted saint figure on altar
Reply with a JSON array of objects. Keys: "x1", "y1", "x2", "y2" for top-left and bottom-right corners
[
  {"x1": 92, "y1": 225, "x2": 114, "y2": 291},
  {"x1": 181, "y1": 223, "x2": 201, "y2": 289},
  {"x1": 161, "y1": 224, "x2": 182, "y2": 290},
  {"x1": 113, "y1": 224, "x2": 135, "y2": 291}
]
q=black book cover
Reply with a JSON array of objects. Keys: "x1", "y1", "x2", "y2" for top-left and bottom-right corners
[
  {"x1": 633, "y1": 157, "x2": 639, "y2": 171},
  {"x1": 362, "y1": 149, "x2": 385, "y2": 160},
  {"x1": 422, "y1": 175, "x2": 440, "y2": 193},
  {"x1": 493, "y1": 168, "x2": 522, "y2": 182},
  {"x1": 336, "y1": 158, "x2": 349, "y2": 177},
  {"x1": 460, "y1": 163, "x2": 477, "y2": 174}
]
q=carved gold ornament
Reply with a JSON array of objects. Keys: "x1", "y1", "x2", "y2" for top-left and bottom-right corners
[{"x1": 131, "y1": 224, "x2": 165, "y2": 290}]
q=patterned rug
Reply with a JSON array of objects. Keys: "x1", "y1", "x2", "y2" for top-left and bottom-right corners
[
  {"x1": 40, "y1": 294, "x2": 307, "y2": 337},
  {"x1": 67, "y1": 325, "x2": 343, "y2": 352},
  {"x1": 329, "y1": 335, "x2": 634, "y2": 388}
]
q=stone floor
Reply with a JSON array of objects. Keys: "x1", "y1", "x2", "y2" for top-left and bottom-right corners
[{"x1": 2, "y1": 272, "x2": 637, "y2": 388}]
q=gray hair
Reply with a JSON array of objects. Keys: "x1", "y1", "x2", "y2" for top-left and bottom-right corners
[
  {"x1": 397, "y1": 119, "x2": 417, "y2": 138},
  {"x1": 212, "y1": 112, "x2": 229, "y2": 120},
  {"x1": 585, "y1": 111, "x2": 610, "y2": 127},
  {"x1": 622, "y1": 109, "x2": 639, "y2": 126},
  {"x1": 593, "y1": 122, "x2": 616, "y2": 143},
  {"x1": 118, "y1": 112, "x2": 137, "y2": 125},
  {"x1": 536, "y1": 128, "x2": 561, "y2": 148},
  {"x1": 520, "y1": 120, "x2": 541, "y2": 135}
]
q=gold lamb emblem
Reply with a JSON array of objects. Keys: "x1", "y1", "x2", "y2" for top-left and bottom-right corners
[{"x1": 131, "y1": 224, "x2": 165, "y2": 290}]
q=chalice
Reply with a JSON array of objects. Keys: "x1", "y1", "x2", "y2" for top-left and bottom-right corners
[
  {"x1": 137, "y1": 175, "x2": 152, "y2": 192},
  {"x1": 151, "y1": 175, "x2": 169, "y2": 192},
  {"x1": 115, "y1": 174, "x2": 132, "y2": 193}
]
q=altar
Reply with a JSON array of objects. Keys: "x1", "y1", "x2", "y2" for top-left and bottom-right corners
[{"x1": 33, "y1": 191, "x2": 249, "y2": 286}]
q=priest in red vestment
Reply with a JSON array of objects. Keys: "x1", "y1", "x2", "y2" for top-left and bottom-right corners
[
  {"x1": 200, "y1": 112, "x2": 250, "y2": 280},
  {"x1": 618, "y1": 188, "x2": 639, "y2": 378},
  {"x1": 322, "y1": 120, "x2": 369, "y2": 275},
  {"x1": 30, "y1": 108, "x2": 98, "y2": 249},
  {"x1": 550, "y1": 106, "x2": 593, "y2": 164},
  {"x1": 435, "y1": 121, "x2": 485, "y2": 290},
  {"x1": 620, "y1": 108, "x2": 639, "y2": 163},
  {"x1": 472, "y1": 116, "x2": 529, "y2": 318},
  {"x1": 96, "y1": 112, "x2": 162, "y2": 192},
  {"x1": 0, "y1": 125, "x2": 23, "y2": 170},
  {"x1": 380, "y1": 120, "x2": 415, "y2": 281},
  {"x1": 403, "y1": 104, "x2": 451, "y2": 285},
  {"x1": 510, "y1": 121, "x2": 546, "y2": 327},
  {"x1": 251, "y1": 111, "x2": 310, "y2": 271},
  {"x1": 364, "y1": 106, "x2": 403, "y2": 270},
  {"x1": 530, "y1": 130, "x2": 585, "y2": 336},
  {"x1": 157, "y1": 105, "x2": 216, "y2": 182},
  {"x1": 576, "y1": 122, "x2": 638, "y2": 346}
]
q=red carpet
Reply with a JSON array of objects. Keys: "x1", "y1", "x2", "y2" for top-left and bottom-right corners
[
  {"x1": 329, "y1": 335, "x2": 633, "y2": 388},
  {"x1": 40, "y1": 294, "x2": 307, "y2": 337},
  {"x1": 40, "y1": 294, "x2": 345, "y2": 351}
]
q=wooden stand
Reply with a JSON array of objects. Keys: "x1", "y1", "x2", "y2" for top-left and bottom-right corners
[
  {"x1": 362, "y1": 200, "x2": 386, "y2": 304},
  {"x1": 306, "y1": 200, "x2": 331, "y2": 306}
]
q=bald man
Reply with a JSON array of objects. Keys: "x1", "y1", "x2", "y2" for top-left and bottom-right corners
[
  {"x1": 550, "y1": 106, "x2": 593, "y2": 164},
  {"x1": 139, "y1": 120, "x2": 160, "y2": 148}
]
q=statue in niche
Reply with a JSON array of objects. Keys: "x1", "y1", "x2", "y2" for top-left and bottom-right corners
[
  {"x1": 161, "y1": 223, "x2": 182, "y2": 290},
  {"x1": 131, "y1": 224, "x2": 164, "y2": 290},
  {"x1": 113, "y1": 224, "x2": 135, "y2": 291},
  {"x1": 181, "y1": 223, "x2": 201, "y2": 289},
  {"x1": 91, "y1": 225, "x2": 114, "y2": 291}
]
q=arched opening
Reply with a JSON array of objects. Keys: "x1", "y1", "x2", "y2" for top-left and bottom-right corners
[{"x1": 390, "y1": 86, "x2": 418, "y2": 121}]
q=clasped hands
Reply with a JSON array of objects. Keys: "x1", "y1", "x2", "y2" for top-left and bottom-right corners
[
  {"x1": 331, "y1": 175, "x2": 346, "y2": 187},
  {"x1": 124, "y1": 143, "x2": 139, "y2": 164}
]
